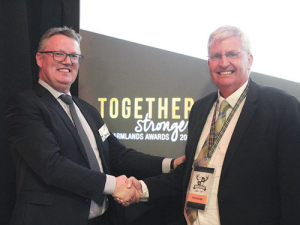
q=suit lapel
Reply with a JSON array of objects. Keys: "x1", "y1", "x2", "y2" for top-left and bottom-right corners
[
  {"x1": 220, "y1": 80, "x2": 259, "y2": 183},
  {"x1": 184, "y1": 94, "x2": 217, "y2": 187},
  {"x1": 73, "y1": 97, "x2": 110, "y2": 174},
  {"x1": 188, "y1": 95, "x2": 217, "y2": 159},
  {"x1": 33, "y1": 84, "x2": 90, "y2": 166}
]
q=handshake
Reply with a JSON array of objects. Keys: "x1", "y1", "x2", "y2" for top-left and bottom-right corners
[
  {"x1": 112, "y1": 175, "x2": 142, "y2": 207},
  {"x1": 111, "y1": 155, "x2": 185, "y2": 207}
]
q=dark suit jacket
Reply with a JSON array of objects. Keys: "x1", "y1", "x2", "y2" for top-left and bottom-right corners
[
  {"x1": 5, "y1": 83, "x2": 164, "y2": 225},
  {"x1": 144, "y1": 80, "x2": 300, "y2": 225}
]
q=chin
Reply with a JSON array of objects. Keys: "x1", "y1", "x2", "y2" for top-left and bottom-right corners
[{"x1": 55, "y1": 82, "x2": 71, "y2": 92}]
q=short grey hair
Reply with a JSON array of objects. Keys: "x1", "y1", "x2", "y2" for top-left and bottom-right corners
[
  {"x1": 38, "y1": 26, "x2": 82, "y2": 52},
  {"x1": 207, "y1": 25, "x2": 252, "y2": 55}
]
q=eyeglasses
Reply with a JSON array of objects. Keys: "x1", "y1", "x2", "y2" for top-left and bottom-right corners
[
  {"x1": 208, "y1": 51, "x2": 247, "y2": 62},
  {"x1": 39, "y1": 51, "x2": 84, "y2": 64}
]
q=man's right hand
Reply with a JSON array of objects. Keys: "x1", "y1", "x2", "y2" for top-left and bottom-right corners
[{"x1": 112, "y1": 175, "x2": 140, "y2": 206}]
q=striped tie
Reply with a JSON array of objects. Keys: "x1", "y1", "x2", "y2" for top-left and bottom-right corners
[
  {"x1": 214, "y1": 100, "x2": 230, "y2": 137},
  {"x1": 185, "y1": 100, "x2": 230, "y2": 224}
]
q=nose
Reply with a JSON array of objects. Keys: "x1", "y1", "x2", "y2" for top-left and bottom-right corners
[
  {"x1": 62, "y1": 55, "x2": 72, "y2": 64},
  {"x1": 218, "y1": 54, "x2": 230, "y2": 67}
]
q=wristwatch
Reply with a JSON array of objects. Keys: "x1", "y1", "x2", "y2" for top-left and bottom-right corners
[{"x1": 171, "y1": 158, "x2": 175, "y2": 170}]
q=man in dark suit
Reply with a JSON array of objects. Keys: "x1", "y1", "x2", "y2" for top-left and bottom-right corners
[
  {"x1": 126, "y1": 25, "x2": 300, "y2": 224},
  {"x1": 5, "y1": 27, "x2": 184, "y2": 225}
]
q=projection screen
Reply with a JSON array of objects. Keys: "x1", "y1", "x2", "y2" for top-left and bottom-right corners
[{"x1": 79, "y1": 0, "x2": 300, "y2": 158}]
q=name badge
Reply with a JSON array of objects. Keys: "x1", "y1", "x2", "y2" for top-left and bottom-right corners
[
  {"x1": 98, "y1": 123, "x2": 110, "y2": 142},
  {"x1": 186, "y1": 166, "x2": 215, "y2": 210}
]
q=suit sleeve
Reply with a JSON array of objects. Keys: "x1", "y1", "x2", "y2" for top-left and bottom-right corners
[
  {"x1": 5, "y1": 94, "x2": 108, "y2": 205},
  {"x1": 75, "y1": 97, "x2": 166, "y2": 180},
  {"x1": 143, "y1": 161, "x2": 185, "y2": 203},
  {"x1": 141, "y1": 99, "x2": 204, "y2": 203},
  {"x1": 276, "y1": 95, "x2": 300, "y2": 224},
  {"x1": 107, "y1": 133, "x2": 165, "y2": 180}
]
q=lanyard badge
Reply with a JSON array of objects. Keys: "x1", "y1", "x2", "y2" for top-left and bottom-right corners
[{"x1": 186, "y1": 166, "x2": 215, "y2": 210}]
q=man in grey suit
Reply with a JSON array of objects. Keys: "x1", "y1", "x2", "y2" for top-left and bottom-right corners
[
  {"x1": 126, "y1": 25, "x2": 300, "y2": 225},
  {"x1": 5, "y1": 27, "x2": 184, "y2": 225}
]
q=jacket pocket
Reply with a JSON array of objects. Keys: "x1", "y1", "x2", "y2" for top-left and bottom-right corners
[{"x1": 17, "y1": 191, "x2": 54, "y2": 206}]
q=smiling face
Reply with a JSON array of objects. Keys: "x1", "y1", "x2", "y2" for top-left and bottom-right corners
[
  {"x1": 36, "y1": 34, "x2": 81, "y2": 93},
  {"x1": 208, "y1": 36, "x2": 253, "y2": 98}
]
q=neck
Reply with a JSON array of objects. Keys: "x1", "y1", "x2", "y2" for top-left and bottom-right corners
[{"x1": 219, "y1": 80, "x2": 249, "y2": 99}]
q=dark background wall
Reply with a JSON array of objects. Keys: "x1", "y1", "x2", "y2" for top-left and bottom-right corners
[{"x1": 0, "y1": 1, "x2": 79, "y2": 224}]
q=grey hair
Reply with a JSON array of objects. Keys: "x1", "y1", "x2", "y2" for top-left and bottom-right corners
[
  {"x1": 207, "y1": 25, "x2": 252, "y2": 55},
  {"x1": 38, "y1": 26, "x2": 82, "y2": 52}
]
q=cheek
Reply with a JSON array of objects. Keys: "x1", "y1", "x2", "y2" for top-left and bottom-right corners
[
  {"x1": 239, "y1": 58, "x2": 250, "y2": 72},
  {"x1": 43, "y1": 62, "x2": 57, "y2": 73},
  {"x1": 208, "y1": 62, "x2": 216, "y2": 73},
  {"x1": 239, "y1": 63, "x2": 249, "y2": 75},
  {"x1": 209, "y1": 72, "x2": 218, "y2": 84},
  {"x1": 71, "y1": 68, "x2": 79, "y2": 79}
]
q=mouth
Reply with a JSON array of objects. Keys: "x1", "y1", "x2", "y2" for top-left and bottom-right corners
[
  {"x1": 217, "y1": 71, "x2": 235, "y2": 75},
  {"x1": 57, "y1": 68, "x2": 71, "y2": 72}
]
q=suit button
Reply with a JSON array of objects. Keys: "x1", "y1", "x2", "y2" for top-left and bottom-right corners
[{"x1": 86, "y1": 199, "x2": 89, "y2": 202}]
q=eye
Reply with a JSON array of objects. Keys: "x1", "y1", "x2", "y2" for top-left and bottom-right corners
[
  {"x1": 211, "y1": 54, "x2": 222, "y2": 60},
  {"x1": 226, "y1": 52, "x2": 238, "y2": 58},
  {"x1": 70, "y1": 54, "x2": 79, "y2": 59},
  {"x1": 54, "y1": 52, "x2": 65, "y2": 57}
]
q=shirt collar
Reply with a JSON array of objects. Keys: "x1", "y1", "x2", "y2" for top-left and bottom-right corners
[
  {"x1": 217, "y1": 80, "x2": 249, "y2": 108},
  {"x1": 38, "y1": 79, "x2": 71, "y2": 99}
]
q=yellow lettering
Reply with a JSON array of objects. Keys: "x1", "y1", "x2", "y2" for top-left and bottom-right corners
[
  {"x1": 172, "y1": 98, "x2": 181, "y2": 119},
  {"x1": 98, "y1": 98, "x2": 107, "y2": 118},
  {"x1": 122, "y1": 98, "x2": 131, "y2": 119},
  {"x1": 145, "y1": 98, "x2": 155, "y2": 119},
  {"x1": 158, "y1": 98, "x2": 168, "y2": 119},
  {"x1": 109, "y1": 98, "x2": 118, "y2": 119},
  {"x1": 184, "y1": 98, "x2": 194, "y2": 119},
  {"x1": 98, "y1": 97, "x2": 194, "y2": 119},
  {"x1": 134, "y1": 98, "x2": 143, "y2": 119}
]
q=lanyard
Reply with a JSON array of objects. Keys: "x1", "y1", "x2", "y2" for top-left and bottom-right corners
[{"x1": 205, "y1": 83, "x2": 249, "y2": 166}]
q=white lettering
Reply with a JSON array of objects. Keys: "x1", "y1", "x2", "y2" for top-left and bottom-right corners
[{"x1": 135, "y1": 113, "x2": 188, "y2": 142}]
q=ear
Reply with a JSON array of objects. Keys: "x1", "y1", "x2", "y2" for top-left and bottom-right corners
[
  {"x1": 36, "y1": 52, "x2": 43, "y2": 68},
  {"x1": 247, "y1": 54, "x2": 253, "y2": 70}
]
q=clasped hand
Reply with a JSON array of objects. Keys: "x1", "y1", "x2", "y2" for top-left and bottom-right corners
[
  {"x1": 112, "y1": 156, "x2": 186, "y2": 207},
  {"x1": 112, "y1": 175, "x2": 141, "y2": 207}
]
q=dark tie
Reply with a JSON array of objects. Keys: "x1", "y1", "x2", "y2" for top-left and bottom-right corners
[{"x1": 60, "y1": 94, "x2": 100, "y2": 171}]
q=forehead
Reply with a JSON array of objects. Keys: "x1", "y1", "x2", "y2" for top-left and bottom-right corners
[
  {"x1": 45, "y1": 34, "x2": 80, "y2": 53},
  {"x1": 209, "y1": 36, "x2": 243, "y2": 53}
]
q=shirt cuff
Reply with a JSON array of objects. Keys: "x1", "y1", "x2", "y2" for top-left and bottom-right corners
[
  {"x1": 139, "y1": 180, "x2": 149, "y2": 202},
  {"x1": 162, "y1": 158, "x2": 172, "y2": 173},
  {"x1": 103, "y1": 175, "x2": 116, "y2": 195}
]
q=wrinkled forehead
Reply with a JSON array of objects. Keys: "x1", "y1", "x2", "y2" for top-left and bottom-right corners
[{"x1": 208, "y1": 36, "x2": 243, "y2": 54}]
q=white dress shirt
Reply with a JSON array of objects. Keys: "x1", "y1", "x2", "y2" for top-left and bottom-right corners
[
  {"x1": 140, "y1": 81, "x2": 248, "y2": 224},
  {"x1": 192, "y1": 81, "x2": 248, "y2": 225}
]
